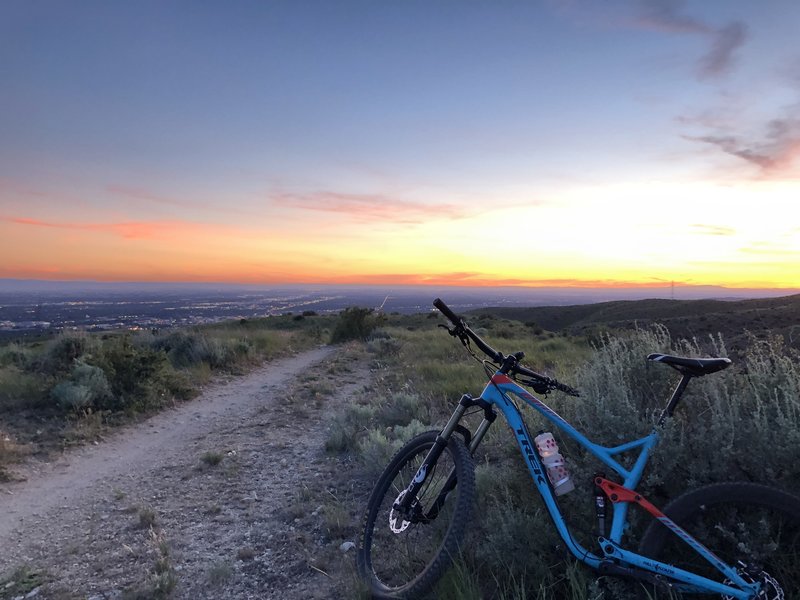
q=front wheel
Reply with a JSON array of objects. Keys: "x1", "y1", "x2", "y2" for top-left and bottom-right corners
[
  {"x1": 357, "y1": 430, "x2": 475, "y2": 599},
  {"x1": 639, "y1": 482, "x2": 800, "y2": 598}
]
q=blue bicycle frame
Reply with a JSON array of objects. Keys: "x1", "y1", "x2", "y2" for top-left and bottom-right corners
[{"x1": 478, "y1": 370, "x2": 761, "y2": 599}]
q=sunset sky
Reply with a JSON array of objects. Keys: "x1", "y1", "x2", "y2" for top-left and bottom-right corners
[{"x1": 1, "y1": 1, "x2": 799, "y2": 290}]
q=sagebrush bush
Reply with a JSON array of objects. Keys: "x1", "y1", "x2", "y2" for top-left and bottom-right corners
[
  {"x1": 356, "y1": 320, "x2": 800, "y2": 599},
  {"x1": 365, "y1": 336, "x2": 402, "y2": 358},
  {"x1": 0, "y1": 342, "x2": 33, "y2": 369},
  {"x1": 93, "y1": 336, "x2": 192, "y2": 413},
  {"x1": 375, "y1": 392, "x2": 428, "y2": 427},
  {"x1": 36, "y1": 332, "x2": 92, "y2": 374},
  {"x1": 357, "y1": 420, "x2": 429, "y2": 479},
  {"x1": 152, "y1": 330, "x2": 230, "y2": 369},
  {"x1": 330, "y1": 307, "x2": 385, "y2": 343},
  {"x1": 0, "y1": 366, "x2": 47, "y2": 412},
  {"x1": 50, "y1": 360, "x2": 113, "y2": 412},
  {"x1": 325, "y1": 403, "x2": 377, "y2": 453},
  {"x1": 563, "y1": 327, "x2": 800, "y2": 498}
]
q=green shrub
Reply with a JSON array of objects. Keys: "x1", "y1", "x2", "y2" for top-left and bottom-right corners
[
  {"x1": 325, "y1": 403, "x2": 377, "y2": 453},
  {"x1": 330, "y1": 307, "x2": 385, "y2": 343},
  {"x1": 152, "y1": 330, "x2": 231, "y2": 369},
  {"x1": 36, "y1": 333, "x2": 90, "y2": 374},
  {"x1": 93, "y1": 336, "x2": 192, "y2": 413},
  {"x1": 0, "y1": 566, "x2": 48, "y2": 597},
  {"x1": 50, "y1": 361, "x2": 112, "y2": 412},
  {"x1": 366, "y1": 336, "x2": 402, "y2": 358},
  {"x1": 0, "y1": 366, "x2": 48, "y2": 412},
  {"x1": 0, "y1": 343, "x2": 33, "y2": 369},
  {"x1": 375, "y1": 392, "x2": 428, "y2": 427},
  {"x1": 354, "y1": 420, "x2": 429, "y2": 480},
  {"x1": 561, "y1": 327, "x2": 800, "y2": 498}
]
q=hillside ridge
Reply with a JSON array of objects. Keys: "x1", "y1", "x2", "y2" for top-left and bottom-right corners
[{"x1": 470, "y1": 293, "x2": 800, "y2": 349}]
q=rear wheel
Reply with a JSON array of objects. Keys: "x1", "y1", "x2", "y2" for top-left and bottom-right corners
[
  {"x1": 357, "y1": 430, "x2": 475, "y2": 599},
  {"x1": 639, "y1": 482, "x2": 800, "y2": 598}
]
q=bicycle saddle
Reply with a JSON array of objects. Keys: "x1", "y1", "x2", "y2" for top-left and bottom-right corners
[{"x1": 647, "y1": 353, "x2": 732, "y2": 377}]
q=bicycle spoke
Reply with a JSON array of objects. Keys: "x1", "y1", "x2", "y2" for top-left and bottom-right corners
[{"x1": 360, "y1": 433, "x2": 473, "y2": 594}]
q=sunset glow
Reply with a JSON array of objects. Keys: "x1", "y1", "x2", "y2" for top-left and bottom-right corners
[{"x1": 2, "y1": 2, "x2": 799, "y2": 291}]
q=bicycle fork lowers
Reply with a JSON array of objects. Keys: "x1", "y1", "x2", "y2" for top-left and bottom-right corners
[{"x1": 394, "y1": 392, "x2": 496, "y2": 528}]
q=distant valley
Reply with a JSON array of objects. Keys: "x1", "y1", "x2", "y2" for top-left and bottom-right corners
[{"x1": 0, "y1": 279, "x2": 797, "y2": 342}]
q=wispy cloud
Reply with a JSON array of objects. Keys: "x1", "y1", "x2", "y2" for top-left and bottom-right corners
[
  {"x1": 271, "y1": 191, "x2": 473, "y2": 224},
  {"x1": 4, "y1": 216, "x2": 207, "y2": 240},
  {"x1": 0, "y1": 177, "x2": 87, "y2": 208},
  {"x1": 685, "y1": 116, "x2": 800, "y2": 176},
  {"x1": 738, "y1": 241, "x2": 800, "y2": 257},
  {"x1": 635, "y1": 0, "x2": 746, "y2": 79},
  {"x1": 105, "y1": 185, "x2": 210, "y2": 210},
  {"x1": 690, "y1": 224, "x2": 735, "y2": 236},
  {"x1": 636, "y1": 0, "x2": 711, "y2": 34},
  {"x1": 698, "y1": 22, "x2": 746, "y2": 78},
  {"x1": 0, "y1": 177, "x2": 51, "y2": 199}
]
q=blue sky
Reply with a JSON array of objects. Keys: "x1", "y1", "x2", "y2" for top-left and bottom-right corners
[{"x1": 1, "y1": 1, "x2": 798, "y2": 287}]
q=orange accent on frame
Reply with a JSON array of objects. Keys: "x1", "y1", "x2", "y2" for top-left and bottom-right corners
[{"x1": 594, "y1": 477, "x2": 666, "y2": 519}]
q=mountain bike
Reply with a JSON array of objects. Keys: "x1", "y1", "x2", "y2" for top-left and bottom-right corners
[{"x1": 356, "y1": 298, "x2": 800, "y2": 599}]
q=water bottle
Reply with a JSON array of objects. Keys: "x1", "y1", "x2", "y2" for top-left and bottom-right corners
[{"x1": 534, "y1": 432, "x2": 575, "y2": 495}]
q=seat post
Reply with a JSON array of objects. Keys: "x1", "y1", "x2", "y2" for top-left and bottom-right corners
[{"x1": 657, "y1": 373, "x2": 693, "y2": 427}]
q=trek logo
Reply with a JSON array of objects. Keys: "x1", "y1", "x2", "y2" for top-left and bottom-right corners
[{"x1": 516, "y1": 428, "x2": 546, "y2": 484}]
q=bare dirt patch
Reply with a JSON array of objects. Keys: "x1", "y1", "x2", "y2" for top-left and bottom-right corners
[{"x1": 0, "y1": 344, "x2": 372, "y2": 600}]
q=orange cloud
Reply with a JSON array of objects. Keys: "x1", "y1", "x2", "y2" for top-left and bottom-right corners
[
  {"x1": 271, "y1": 191, "x2": 472, "y2": 224},
  {"x1": 4, "y1": 216, "x2": 213, "y2": 240}
]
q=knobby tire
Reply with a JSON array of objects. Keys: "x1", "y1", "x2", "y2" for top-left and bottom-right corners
[
  {"x1": 357, "y1": 430, "x2": 475, "y2": 599},
  {"x1": 638, "y1": 482, "x2": 800, "y2": 598}
]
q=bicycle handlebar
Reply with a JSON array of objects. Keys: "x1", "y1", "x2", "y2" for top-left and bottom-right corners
[
  {"x1": 433, "y1": 297, "x2": 580, "y2": 397},
  {"x1": 433, "y1": 297, "x2": 503, "y2": 363}
]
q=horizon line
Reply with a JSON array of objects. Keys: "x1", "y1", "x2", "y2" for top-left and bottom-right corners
[{"x1": 1, "y1": 276, "x2": 799, "y2": 293}]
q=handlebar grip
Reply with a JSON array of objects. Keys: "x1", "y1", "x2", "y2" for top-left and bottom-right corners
[{"x1": 433, "y1": 298, "x2": 462, "y2": 325}]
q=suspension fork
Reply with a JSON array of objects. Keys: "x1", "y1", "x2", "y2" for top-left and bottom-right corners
[{"x1": 398, "y1": 394, "x2": 497, "y2": 519}]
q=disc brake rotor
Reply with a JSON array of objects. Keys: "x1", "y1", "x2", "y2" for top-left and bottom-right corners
[
  {"x1": 723, "y1": 564, "x2": 783, "y2": 600},
  {"x1": 389, "y1": 490, "x2": 411, "y2": 534}
]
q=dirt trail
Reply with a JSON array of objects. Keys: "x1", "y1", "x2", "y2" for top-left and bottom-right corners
[{"x1": 0, "y1": 344, "x2": 370, "y2": 599}]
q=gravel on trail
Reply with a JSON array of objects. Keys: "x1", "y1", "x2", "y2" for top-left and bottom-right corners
[{"x1": 0, "y1": 345, "x2": 372, "y2": 600}]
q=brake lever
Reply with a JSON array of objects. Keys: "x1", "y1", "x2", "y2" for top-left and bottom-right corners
[
  {"x1": 516, "y1": 377, "x2": 551, "y2": 395},
  {"x1": 518, "y1": 376, "x2": 580, "y2": 397},
  {"x1": 531, "y1": 381, "x2": 551, "y2": 395},
  {"x1": 438, "y1": 323, "x2": 466, "y2": 339},
  {"x1": 438, "y1": 323, "x2": 474, "y2": 356}
]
